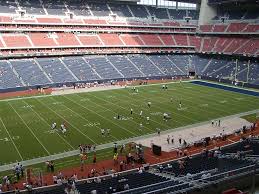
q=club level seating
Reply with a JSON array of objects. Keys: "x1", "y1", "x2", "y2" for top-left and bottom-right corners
[
  {"x1": 200, "y1": 23, "x2": 259, "y2": 33},
  {"x1": 139, "y1": 34, "x2": 163, "y2": 46}
]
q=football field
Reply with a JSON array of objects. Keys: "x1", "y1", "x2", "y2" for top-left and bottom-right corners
[{"x1": 0, "y1": 81, "x2": 259, "y2": 165}]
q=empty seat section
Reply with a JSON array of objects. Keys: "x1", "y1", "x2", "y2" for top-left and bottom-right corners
[
  {"x1": 0, "y1": 61, "x2": 22, "y2": 89},
  {"x1": 56, "y1": 33, "x2": 79, "y2": 46},
  {"x1": 234, "y1": 39, "x2": 259, "y2": 55},
  {"x1": 99, "y1": 34, "x2": 123, "y2": 45},
  {"x1": 202, "y1": 37, "x2": 218, "y2": 52},
  {"x1": 226, "y1": 23, "x2": 248, "y2": 32},
  {"x1": 174, "y1": 34, "x2": 188, "y2": 46},
  {"x1": 77, "y1": 34, "x2": 103, "y2": 46},
  {"x1": 65, "y1": 0, "x2": 91, "y2": 16},
  {"x1": 128, "y1": 55, "x2": 163, "y2": 76},
  {"x1": 119, "y1": 35, "x2": 144, "y2": 46},
  {"x1": 109, "y1": 3, "x2": 132, "y2": 17},
  {"x1": 37, "y1": 58, "x2": 76, "y2": 83},
  {"x1": 18, "y1": 0, "x2": 45, "y2": 15},
  {"x1": 128, "y1": 5, "x2": 149, "y2": 18},
  {"x1": 190, "y1": 55, "x2": 210, "y2": 75},
  {"x1": 187, "y1": 10, "x2": 199, "y2": 20},
  {"x1": 11, "y1": 59, "x2": 50, "y2": 86},
  {"x1": 189, "y1": 36, "x2": 201, "y2": 51},
  {"x1": 168, "y1": 9, "x2": 186, "y2": 19},
  {"x1": 86, "y1": 56, "x2": 123, "y2": 79},
  {"x1": 42, "y1": 0, "x2": 67, "y2": 15},
  {"x1": 107, "y1": 55, "x2": 143, "y2": 78},
  {"x1": 88, "y1": 3, "x2": 110, "y2": 16},
  {"x1": 139, "y1": 34, "x2": 163, "y2": 45},
  {"x1": 62, "y1": 57, "x2": 100, "y2": 81},
  {"x1": 224, "y1": 38, "x2": 248, "y2": 53},
  {"x1": 29, "y1": 33, "x2": 57, "y2": 47},
  {"x1": 0, "y1": 0, "x2": 17, "y2": 13},
  {"x1": 2, "y1": 34, "x2": 32, "y2": 48},
  {"x1": 167, "y1": 55, "x2": 190, "y2": 74},
  {"x1": 148, "y1": 55, "x2": 182, "y2": 75},
  {"x1": 148, "y1": 7, "x2": 169, "y2": 19},
  {"x1": 213, "y1": 25, "x2": 227, "y2": 32},
  {"x1": 159, "y1": 35, "x2": 176, "y2": 45}
]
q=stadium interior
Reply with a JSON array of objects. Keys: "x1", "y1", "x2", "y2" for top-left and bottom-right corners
[{"x1": 0, "y1": 0, "x2": 258, "y2": 193}]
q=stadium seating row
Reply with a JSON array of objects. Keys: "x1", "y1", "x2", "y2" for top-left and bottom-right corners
[
  {"x1": 200, "y1": 23, "x2": 259, "y2": 32},
  {"x1": 0, "y1": 33, "x2": 257, "y2": 56},
  {"x1": 0, "y1": 54, "x2": 258, "y2": 89},
  {"x1": 0, "y1": 0, "x2": 199, "y2": 20}
]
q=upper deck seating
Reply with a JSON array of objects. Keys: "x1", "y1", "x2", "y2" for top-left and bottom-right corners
[
  {"x1": 168, "y1": 9, "x2": 186, "y2": 20},
  {"x1": 0, "y1": 0, "x2": 17, "y2": 13},
  {"x1": 148, "y1": 7, "x2": 169, "y2": 19},
  {"x1": 42, "y1": 0, "x2": 67, "y2": 15},
  {"x1": 108, "y1": 3, "x2": 132, "y2": 17},
  {"x1": 88, "y1": 3, "x2": 111, "y2": 17},
  {"x1": 18, "y1": 0, "x2": 45, "y2": 15},
  {"x1": 128, "y1": 5, "x2": 149, "y2": 18},
  {"x1": 65, "y1": 0, "x2": 92, "y2": 16}
]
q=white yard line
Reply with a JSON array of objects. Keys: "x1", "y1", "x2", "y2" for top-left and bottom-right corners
[
  {"x1": 62, "y1": 94, "x2": 138, "y2": 136},
  {"x1": 86, "y1": 92, "x2": 180, "y2": 129},
  {"x1": 22, "y1": 100, "x2": 75, "y2": 150},
  {"x1": 0, "y1": 117, "x2": 24, "y2": 161},
  {"x1": 8, "y1": 102, "x2": 51, "y2": 155},
  {"x1": 48, "y1": 96, "x2": 119, "y2": 142},
  {"x1": 35, "y1": 98, "x2": 97, "y2": 145},
  {"x1": 0, "y1": 109, "x2": 258, "y2": 172}
]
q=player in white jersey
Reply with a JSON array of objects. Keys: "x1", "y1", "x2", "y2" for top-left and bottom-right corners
[
  {"x1": 146, "y1": 117, "x2": 150, "y2": 124},
  {"x1": 51, "y1": 122, "x2": 57, "y2": 130},
  {"x1": 101, "y1": 129, "x2": 105, "y2": 137},
  {"x1": 60, "y1": 124, "x2": 66, "y2": 134},
  {"x1": 139, "y1": 110, "x2": 143, "y2": 117}
]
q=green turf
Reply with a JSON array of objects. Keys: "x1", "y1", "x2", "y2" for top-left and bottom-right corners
[
  {"x1": 241, "y1": 113, "x2": 258, "y2": 123},
  {"x1": 0, "y1": 82, "x2": 259, "y2": 164}
]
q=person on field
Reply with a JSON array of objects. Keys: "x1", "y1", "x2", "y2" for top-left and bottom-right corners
[{"x1": 51, "y1": 122, "x2": 57, "y2": 130}]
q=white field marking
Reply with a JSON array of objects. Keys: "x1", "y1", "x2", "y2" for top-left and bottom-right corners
[
  {"x1": 150, "y1": 112, "x2": 163, "y2": 116},
  {"x1": 8, "y1": 102, "x2": 51, "y2": 155},
  {"x1": 0, "y1": 109, "x2": 258, "y2": 172},
  {"x1": 21, "y1": 105, "x2": 34, "y2": 109},
  {"x1": 79, "y1": 98, "x2": 90, "y2": 101},
  {"x1": 62, "y1": 94, "x2": 138, "y2": 136},
  {"x1": 35, "y1": 98, "x2": 98, "y2": 145},
  {"x1": 0, "y1": 118, "x2": 23, "y2": 161},
  {"x1": 22, "y1": 100, "x2": 75, "y2": 150},
  {"x1": 153, "y1": 85, "x2": 239, "y2": 116},
  {"x1": 177, "y1": 107, "x2": 188, "y2": 111},
  {"x1": 0, "y1": 80, "x2": 193, "y2": 102},
  {"x1": 83, "y1": 122, "x2": 101, "y2": 127},
  {"x1": 48, "y1": 96, "x2": 119, "y2": 142},
  {"x1": 51, "y1": 102, "x2": 64, "y2": 105},
  {"x1": 235, "y1": 97, "x2": 244, "y2": 101},
  {"x1": 219, "y1": 100, "x2": 227, "y2": 104},
  {"x1": 116, "y1": 89, "x2": 198, "y2": 123},
  {"x1": 79, "y1": 92, "x2": 165, "y2": 133},
  {"x1": 199, "y1": 104, "x2": 209, "y2": 107},
  {"x1": 191, "y1": 81, "x2": 259, "y2": 108}
]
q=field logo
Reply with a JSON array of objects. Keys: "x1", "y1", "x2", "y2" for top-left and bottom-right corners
[{"x1": 0, "y1": 136, "x2": 20, "y2": 142}]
